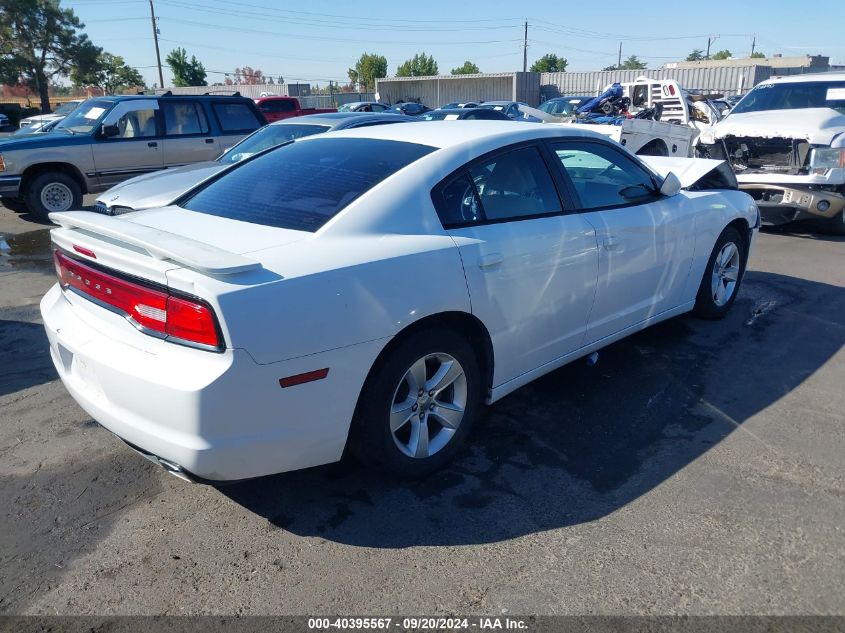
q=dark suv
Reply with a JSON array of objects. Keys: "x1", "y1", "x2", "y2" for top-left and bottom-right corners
[{"x1": 0, "y1": 93, "x2": 266, "y2": 219}]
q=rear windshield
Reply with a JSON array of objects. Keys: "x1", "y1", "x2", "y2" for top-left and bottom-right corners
[
  {"x1": 181, "y1": 137, "x2": 435, "y2": 231},
  {"x1": 218, "y1": 123, "x2": 330, "y2": 164},
  {"x1": 730, "y1": 81, "x2": 845, "y2": 115}
]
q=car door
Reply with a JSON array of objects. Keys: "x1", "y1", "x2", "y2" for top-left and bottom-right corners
[
  {"x1": 548, "y1": 139, "x2": 696, "y2": 344},
  {"x1": 161, "y1": 100, "x2": 219, "y2": 167},
  {"x1": 91, "y1": 99, "x2": 163, "y2": 189},
  {"x1": 436, "y1": 143, "x2": 599, "y2": 387}
]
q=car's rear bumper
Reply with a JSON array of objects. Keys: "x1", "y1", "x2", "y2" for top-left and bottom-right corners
[
  {"x1": 41, "y1": 283, "x2": 383, "y2": 482},
  {"x1": 739, "y1": 184, "x2": 845, "y2": 224},
  {"x1": 0, "y1": 175, "x2": 22, "y2": 198}
]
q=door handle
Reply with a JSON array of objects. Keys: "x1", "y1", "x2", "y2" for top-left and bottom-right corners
[
  {"x1": 477, "y1": 253, "x2": 504, "y2": 270},
  {"x1": 147, "y1": 141, "x2": 158, "y2": 148},
  {"x1": 204, "y1": 138, "x2": 214, "y2": 144},
  {"x1": 600, "y1": 235, "x2": 618, "y2": 250}
]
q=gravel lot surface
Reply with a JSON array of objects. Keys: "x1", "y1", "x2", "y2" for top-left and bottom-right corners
[{"x1": 1, "y1": 201, "x2": 843, "y2": 615}]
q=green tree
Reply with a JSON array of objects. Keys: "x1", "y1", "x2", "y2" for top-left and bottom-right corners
[
  {"x1": 686, "y1": 49, "x2": 705, "y2": 61},
  {"x1": 165, "y1": 47, "x2": 206, "y2": 87},
  {"x1": 348, "y1": 52, "x2": 387, "y2": 90},
  {"x1": 530, "y1": 53, "x2": 567, "y2": 73},
  {"x1": 71, "y1": 51, "x2": 144, "y2": 94},
  {"x1": 711, "y1": 49, "x2": 732, "y2": 60},
  {"x1": 750, "y1": 51, "x2": 765, "y2": 59},
  {"x1": 0, "y1": 0, "x2": 97, "y2": 112},
  {"x1": 396, "y1": 52, "x2": 438, "y2": 77},
  {"x1": 451, "y1": 60, "x2": 480, "y2": 75},
  {"x1": 602, "y1": 55, "x2": 646, "y2": 71}
]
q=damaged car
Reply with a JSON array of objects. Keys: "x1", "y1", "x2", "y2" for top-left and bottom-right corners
[{"x1": 698, "y1": 72, "x2": 845, "y2": 234}]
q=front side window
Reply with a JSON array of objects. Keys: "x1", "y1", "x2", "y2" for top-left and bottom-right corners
[
  {"x1": 182, "y1": 137, "x2": 434, "y2": 232},
  {"x1": 101, "y1": 100, "x2": 159, "y2": 139},
  {"x1": 163, "y1": 101, "x2": 209, "y2": 136},
  {"x1": 213, "y1": 102, "x2": 263, "y2": 132},
  {"x1": 551, "y1": 142, "x2": 657, "y2": 210},
  {"x1": 371, "y1": 104, "x2": 388, "y2": 112}
]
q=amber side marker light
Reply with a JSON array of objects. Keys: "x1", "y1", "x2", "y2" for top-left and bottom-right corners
[{"x1": 279, "y1": 368, "x2": 330, "y2": 388}]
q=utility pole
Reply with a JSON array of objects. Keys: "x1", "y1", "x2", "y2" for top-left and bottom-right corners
[
  {"x1": 750, "y1": 34, "x2": 756, "y2": 57},
  {"x1": 149, "y1": 0, "x2": 164, "y2": 89},
  {"x1": 705, "y1": 34, "x2": 719, "y2": 60},
  {"x1": 523, "y1": 20, "x2": 528, "y2": 72},
  {"x1": 617, "y1": 42, "x2": 622, "y2": 68}
]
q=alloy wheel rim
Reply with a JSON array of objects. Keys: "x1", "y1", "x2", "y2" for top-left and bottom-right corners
[
  {"x1": 389, "y1": 353, "x2": 468, "y2": 459},
  {"x1": 40, "y1": 182, "x2": 73, "y2": 213},
  {"x1": 711, "y1": 241, "x2": 740, "y2": 307}
]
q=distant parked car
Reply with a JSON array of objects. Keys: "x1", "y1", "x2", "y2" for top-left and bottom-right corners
[
  {"x1": 477, "y1": 101, "x2": 544, "y2": 122},
  {"x1": 440, "y1": 102, "x2": 479, "y2": 109},
  {"x1": 17, "y1": 99, "x2": 83, "y2": 131},
  {"x1": 254, "y1": 96, "x2": 336, "y2": 122},
  {"x1": 390, "y1": 102, "x2": 432, "y2": 116},
  {"x1": 419, "y1": 108, "x2": 510, "y2": 121},
  {"x1": 93, "y1": 112, "x2": 413, "y2": 215},
  {"x1": 538, "y1": 96, "x2": 592, "y2": 116},
  {"x1": 337, "y1": 102, "x2": 390, "y2": 113}
]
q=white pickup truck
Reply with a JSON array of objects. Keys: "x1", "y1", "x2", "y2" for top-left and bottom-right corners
[
  {"x1": 697, "y1": 72, "x2": 845, "y2": 234},
  {"x1": 530, "y1": 78, "x2": 720, "y2": 158}
]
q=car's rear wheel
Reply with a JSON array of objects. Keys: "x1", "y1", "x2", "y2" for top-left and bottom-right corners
[
  {"x1": 25, "y1": 171, "x2": 82, "y2": 220},
  {"x1": 350, "y1": 328, "x2": 483, "y2": 478},
  {"x1": 693, "y1": 225, "x2": 748, "y2": 319}
]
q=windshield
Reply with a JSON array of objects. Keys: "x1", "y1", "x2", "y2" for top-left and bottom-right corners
[
  {"x1": 337, "y1": 104, "x2": 358, "y2": 112},
  {"x1": 218, "y1": 123, "x2": 330, "y2": 164},
  {"x1": 730, "y1": 81, "x2": 845, "y2": 115},
  {"x1": 478, "y1": 103, "x2": 506, "y2": 111},
  {"x1": 539, "y1": 98, "x2": 585, "y2": 116},
  {"x1": 54, "y1": 101, "x2": 81, "y2": 116},
  {"x1": 419, "y1": 111, "x2": 458, "y2": 121},
  {"x1": 182, "y1": 137, "x2": 435, "y2": 232},
  {"x1": 55, "y1": 99, "x2": 113, "y2": 134}
]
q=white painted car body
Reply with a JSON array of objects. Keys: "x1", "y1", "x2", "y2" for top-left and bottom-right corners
[{"x1": 41, "y1": 122, "x2": 758, "y2": 481}]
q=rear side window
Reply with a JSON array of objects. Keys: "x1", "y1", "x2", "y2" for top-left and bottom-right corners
[
  {"x1": 163, "y1": 101, "x2": 209, "y2": 136},
  {"x1": 212, "y1": 102, "x2": 263, "y2": 132},
  {"x1": 181, "y1": 138, "x2": 435, "y2": 231}
]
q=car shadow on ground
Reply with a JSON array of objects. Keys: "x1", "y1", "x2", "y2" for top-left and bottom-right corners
[{"x1": 221, "y1": 270, "x2": 845, "y2": 547}]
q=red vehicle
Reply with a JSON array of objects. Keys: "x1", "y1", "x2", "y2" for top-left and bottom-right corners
[{"x1": 253, "y1": 96, "x2": 336, "y2": 122}]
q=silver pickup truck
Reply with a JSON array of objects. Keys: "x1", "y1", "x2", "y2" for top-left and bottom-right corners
[{"x1": 0, "y1": 93, "x2": 266, "y2": 219}]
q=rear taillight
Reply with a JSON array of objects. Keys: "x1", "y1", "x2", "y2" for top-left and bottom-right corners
[{"x1": 54, "y1": 249, "x2": 222, "y2": 350}]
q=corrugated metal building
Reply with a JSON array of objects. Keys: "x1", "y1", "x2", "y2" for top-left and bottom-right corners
[
  {"x1": 540, "y1": 66, "x2": 773, "y2": 100},
  {"x1": 375, "y1": 72, "x2": 541, "y2": 107},
  {"x1": 157, "y1": 84, "x2": 375, "y2": 108}
]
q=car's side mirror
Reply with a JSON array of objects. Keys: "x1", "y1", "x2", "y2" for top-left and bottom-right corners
[
  {"x1": 660, "y1": 171, "x2": 682, "y2": 197},
  {"x1": 101, "y1": 123, "x2": 120, "y2": 138}
]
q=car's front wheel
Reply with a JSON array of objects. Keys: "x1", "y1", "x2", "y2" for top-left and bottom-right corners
[
  {"x1": 350, "y1": 328, "x2": 483, "y2": 478},
  {"x1": 25, "y1": 171, "x2": 83, "y2": 220},
  {"x1": 693, "y1": 225, "x2": 748, "y2": 319}
]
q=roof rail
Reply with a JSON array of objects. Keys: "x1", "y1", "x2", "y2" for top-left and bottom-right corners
[{"x1": 202, "y1": 90, "x2": 242, "y2": 97}]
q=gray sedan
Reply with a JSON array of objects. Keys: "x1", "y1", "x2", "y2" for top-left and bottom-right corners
[{"x1": 93, "y1": 112, "x2": 412, "y2": 215}]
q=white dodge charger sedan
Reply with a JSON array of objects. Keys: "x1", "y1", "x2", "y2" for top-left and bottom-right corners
[{"x1": 41, "y1": 122, "x2": 758, "y2": 482}]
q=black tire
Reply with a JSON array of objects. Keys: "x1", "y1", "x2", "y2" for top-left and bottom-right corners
[
  {"x1": 24, "y1": 171, "x2": 83, "y2": 221},
  {"x1": 349, "y1": 327, "x2": 483, "y2": 478},
  {"x1": 693, "y1": 225, "x2": 748, "y2": 319},
  {"x1": 820, "y1": 209, "x2": 845, "y2": 236},
  {"x1": 0, "y1": 197, "x2": 28, "y2": 213}
]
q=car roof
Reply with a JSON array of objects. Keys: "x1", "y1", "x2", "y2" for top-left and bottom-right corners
[
  {"x1": 95, "y1": 94, "x2": 252, "y2": 102},
  {"x1": 545, "y1": 96, "x2": 591, "y2": 101},
  {"x1": 271, "y1": 112, "x2": 409, "y2": 126},
  {"x1": 479, "y1": 100, "x2": 515, "y2": 106},
  {"x1": 426, "y1": 108, "x2": 494, "y2": 115},
  {"x1": 761, "y1": 71, "x2": 845, "y2": 85},
  {"x1": 304, "y1": 120, "x2": 614, "y2": 150}
]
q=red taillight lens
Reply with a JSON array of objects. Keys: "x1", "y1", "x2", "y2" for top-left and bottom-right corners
[{"x1": 54, "y1": 250, "x2": 221, "y2": 350}]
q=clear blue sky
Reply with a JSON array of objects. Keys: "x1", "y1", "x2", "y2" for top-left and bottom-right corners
[{"x1": 64, "y1": 0, "x2": 845, "y2": 88}]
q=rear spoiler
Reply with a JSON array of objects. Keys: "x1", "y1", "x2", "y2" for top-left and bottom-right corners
[{"x1": 49, "y1": 211, "x2": 261, "y2": 275}]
